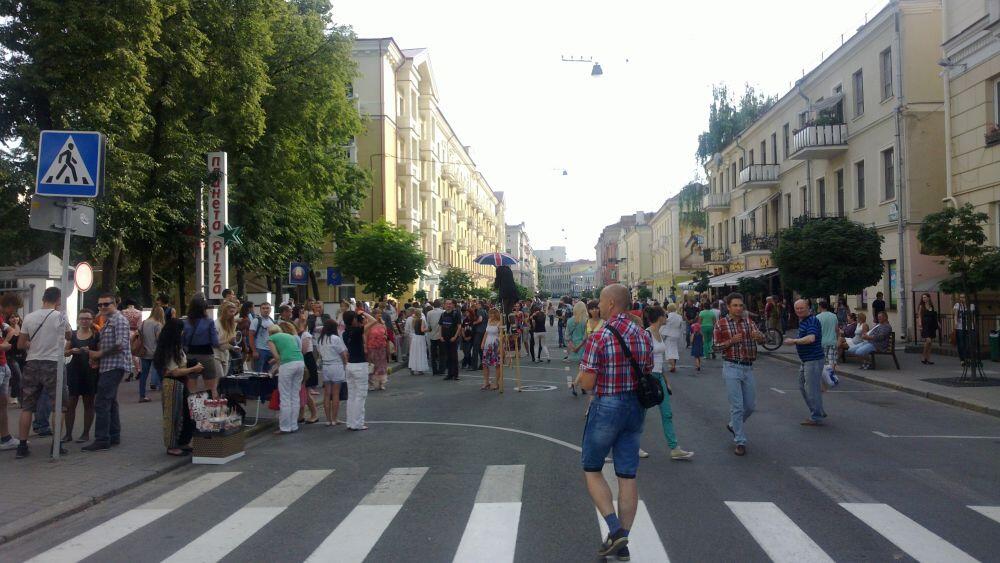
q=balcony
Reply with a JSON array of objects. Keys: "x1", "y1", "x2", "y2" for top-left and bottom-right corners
[
  {"x1": 457, "y1": 208, "x2": 467, "y2": 223},
  {"x1": 397, "y1": 114, "x2": 418, "y2": 133},
  {"x1": 703, "y1": 192, "x2": 731, "y2": 210},
  {"x1": 703, "y1": 247, "x2": 731, "y2": 263},
  {"x1": 442, "y1": 231, "x2": 455, "y2": 244},
  {"x1": 442, "y1": 163, "x2": 458, "y2": 183},
  {"x1": 397, "y1": 160, "x2": 420, "y2": 181},
  {"x1": 740, "y1": 233, "x2": 778, "y2": 255},
  {"x1": 738, "y1": 164, "x2": 780, "y2": 188},
  {"x1": 790, "y1": 123, "x2": 849, "y2": 160},
  {"x1": 419, "y1": 178, "x2": 433, "y2": 196}
]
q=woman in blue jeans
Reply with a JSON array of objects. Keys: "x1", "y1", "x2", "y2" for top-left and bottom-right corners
[
  {"x1": 137, "y1": 305, "x2": 164, "y2": 401},
  {"x1": 644, "y1": 307, "x2": 694, "y2": 460}
]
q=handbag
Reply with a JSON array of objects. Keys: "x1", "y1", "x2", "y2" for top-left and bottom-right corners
[
  {"x1": 604, "y1": 324, "x2": 664, "y2": 409},
  {"x1": 268, "y1": 389, "x2": 280, "y2": 411}
]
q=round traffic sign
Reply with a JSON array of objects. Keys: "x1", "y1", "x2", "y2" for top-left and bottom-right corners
[{"x1": 74, "y1": 261, "x2": 93, "y2": 292}]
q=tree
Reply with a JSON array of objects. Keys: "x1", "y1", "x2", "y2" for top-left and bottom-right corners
[
  {"x1": 470, "y1": 287, "x2": 493, "y2": 300},
  {"x1": 514, "y1": 282, "x2": 532, "y2": 301},
  {"x1": 537, "y1": 290, "x2": 553, "y2": 300},
  {"x1": 773, "y1": 217, "x2": 883, "y2": 298},
  {"x1": 696, "y1": 84, "x2": 777, "y2": 164},
  {"x1": 440, "y1": 268, "x2": 475, "y2": 299},
  {"x1": 736, "y1": 276, "x2": 766, "y2": 297},
  {"x1": 579, "y1": 289, "x2": 594, "y2": 300},
  {"x1": 693, "y1": 271, "x2": 711, "y2": 294},
  {"x1": 637, "y1": 287, "x2": 653, "y2": 300},
  {"x1": 334, "y1": 220, "x2": 425, "y2": 298},
  {"x1": 413, "y1": 289, "x2": 427, "y2": 302}
]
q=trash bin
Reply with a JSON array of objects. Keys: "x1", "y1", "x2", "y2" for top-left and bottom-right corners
[{"x1": 990, "y1": 331, "x2": 1000, "y2": 362}]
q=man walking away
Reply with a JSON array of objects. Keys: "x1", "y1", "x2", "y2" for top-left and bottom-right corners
[
  {"x1": 83, "y1": 292, "x2": 132, "y2": 451},
  {"x1": 785, "y1": 299, "x2": 826, "y2": 426},
  {"x1": 577, "y1": 284, "x2": 652, "y2": 560},
  {"x1": 426, "y1": 300, "x2": 444, "y2": 375},
  {"x1": 712, "y1": 292, "x2": 764, "y2": 456},
  {"x1": 15, "y1": 288, "x2": 69, "y2": 458},
  {"x1": 816, "y1": 300, "x2": 840, "y2": 377}
]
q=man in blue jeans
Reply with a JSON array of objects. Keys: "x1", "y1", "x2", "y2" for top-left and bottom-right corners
[
  {"x1": 786, "y1": 299, "x2": 826, "y2": 426},
  {"x1": 712, "y1": 292, "x2": 764, "y2": 456},
  {"x1": 84, "y1": 292, "x2": 132, "y2": 452},
  {"x1": 577, "y1": 284, "x2": 652, "y2": 560},
  {"x1": 248, "y1": 302, "x2": 275, "y2": 372}
]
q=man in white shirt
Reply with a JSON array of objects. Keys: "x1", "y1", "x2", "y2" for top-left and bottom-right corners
[{"x1": 426, "y1": 300, "x2": 444, "y2": 375}]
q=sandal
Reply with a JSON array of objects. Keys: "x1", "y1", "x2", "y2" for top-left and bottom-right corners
[
  {"x1": 480, "y1": 384, "x2": 490, "y2": 390},
  {"x1": 305, "y1": 418, "x2": 319, "y2": 424},
  {"x1": 167, "y1": 449, "x2": 190, "y2": 456}
]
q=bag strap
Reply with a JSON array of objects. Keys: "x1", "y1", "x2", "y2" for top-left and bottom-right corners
[
  {"x1": 29, "y1": 310, "x2": 57, "y2": 342},
  {"x1": 604, "y1": 323, "x2": 643, "y2": 385}
]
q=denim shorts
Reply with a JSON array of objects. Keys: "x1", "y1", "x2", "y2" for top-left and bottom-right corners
[{"x1": 581, "y1": 393, "x2": 646, "y2": 479}]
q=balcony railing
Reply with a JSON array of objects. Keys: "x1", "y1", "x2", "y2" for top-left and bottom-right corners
[
  {"x1": 741, "y1": 234, "x2": 778, "y2": 254},
  {"x1": 703, "y1": 247, "x2": 731, "y2": 263},
  {"x1": 790, "y1": 123, "x2": 849, "y2": 160},
  {"x1": 396, "y1": 160, "x2": 420, "y2": 180},
  {"x1": 738, "y1": 164, "x2": 780, "y2": 187},
  {"x1": 442, "y1": 163, "x2": 458, "y2": 183},
  {"x1": 703, "y1": 192, "x2": 731, "y2": 210}
]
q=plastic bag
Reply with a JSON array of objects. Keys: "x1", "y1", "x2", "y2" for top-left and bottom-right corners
[{"x1": 822, "y1": 364, "x2": 839, "y2": 388}]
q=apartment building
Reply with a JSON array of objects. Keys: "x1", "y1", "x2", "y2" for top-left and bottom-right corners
[
  {"x1": 348, "y1": 38, "x2": 506, "y2": 299},
  {"x1": 650, "y1": 188, "x2": 707, "y2": 301},
  {"x1": 619, "y1": 212, "x2": 654, "y2": 294},
  {"x1": 596, "y1": 216, "x2": 634, "y2": 287},
  {"x1": 540, "y1": 259, "x2": 597, "y2": 297},
  {"x1": 505, "y1": 223, "x2": 538, "y2": 292},
  {"x1": 701, "y1": 0, "x2": 945, "y2": 334},
  {"x1": 533, "y1": 246, "x2": 567, "y2": 267}
]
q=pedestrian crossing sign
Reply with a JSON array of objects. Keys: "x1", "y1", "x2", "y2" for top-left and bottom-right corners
[{"x1": 35, "y1": 130, "x2": 105, "y2": 198}]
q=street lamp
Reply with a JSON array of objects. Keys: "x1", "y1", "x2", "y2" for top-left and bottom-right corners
[{"x1": 561, "y1": 55, "x2": 603, "y2": 77}]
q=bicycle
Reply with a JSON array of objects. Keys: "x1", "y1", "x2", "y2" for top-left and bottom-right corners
[{"x1": 757, "y1": 319, "x2": 784, "y2": 351}]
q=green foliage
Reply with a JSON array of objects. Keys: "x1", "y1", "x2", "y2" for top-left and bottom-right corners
[
  {"x1": 413, "y1": 289, "x2": 427, "y2": 302},
  {"x1": 693, "y1": 271, "x2": 710, "y2": 293},
  {"x1": 773, "y1": 217, "x2": 883, "y2": 297},
  {"x1": 537, "y1": 290, "x2": 553, "y2": 300},
  {"x1": 696, "y1": 84, "x2": 777, "y2": 164},
  {"x1": 918, "y1": 204, "x2": 1000, "y2": 294},
  {"x1": 637, "y1": 287, "x2": 653, "y2": 300},
  {"x1": 439, "y1": 268, "x2": 475, "y2": 299},
  {"x1": 470, "y1": 287, "x2": 493, "y2": 300},
  {"x1": 678, "y1": 182, "x2": 707, "y2": 228},
  {"x1": 736, "y1": 276, "x2": 766, "y2": 297},
  {"x1": 334, "y1": 220, "x2": 425, "y2": 298},
  {"x1": 514, "y1": 282, "x2": 532, "y2": 301},
  {"x1": 579, "y1": 289, "x2": 593, "y2": 300}
]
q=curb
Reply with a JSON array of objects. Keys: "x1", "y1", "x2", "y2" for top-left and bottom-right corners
[
  {"x1": 763, "y1": 352, "x2": 1000, "y2": 419},
  {"x1": 0, "y1": 417, "x2": 277, "y2": 546}
]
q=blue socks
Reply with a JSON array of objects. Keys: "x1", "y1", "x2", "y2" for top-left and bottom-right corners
[{"x1": 604, "y1": 513, "x2": 622, "y2": 535}]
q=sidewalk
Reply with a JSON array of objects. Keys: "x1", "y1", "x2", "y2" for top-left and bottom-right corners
[
  {"x1": 763, "y1": 344, "x2": 1000, "y2": 418},
  {"x1": 0, "y1": 379, "x2": 277, "y2": 545}
]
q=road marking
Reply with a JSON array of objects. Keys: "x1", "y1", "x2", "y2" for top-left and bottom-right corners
[
  {"x1": 770, "y1": 387, "x2": 787, "y2": 394},
  {"x1": 791, "y1": 467, "x2": 876, "y2": 503},
  {"x1": 366, "y1": 420, "x2": 582, "y2": 452},
  {"x1": 453, "y1": 465, "x2": 525, "y2": 563},
  {"x1": 772, "y1": 388, "x2": 895, "y2": 393},
  {"x1": 840, "y1": 503, "x2": 978, "y2": 563},
  {"x1": 27, "y1": 472, "x2": 241, "y2": 563},
  {"x1": 164, "y1": 469, "x2": 331, "y2": 563},
  {"x1": 969, "y1": 506, "x2": 1000, "y2": 525},
  {"x1": 306, "y1": 467, "x2": 427, "y2": 563},
  {"x1": 596, "y1": 466, "x2": 670, "y2": 562},
  {"x1": 873, "y1": 431, "x2": 1000, "y2": 439},
  {"x1": 725, "y1": 502, "x2": 834, "y2": 563}
]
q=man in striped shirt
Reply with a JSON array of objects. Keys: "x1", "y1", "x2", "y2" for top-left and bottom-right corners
[{"x1": 713, "y1": 292, "x2": 764, "y2": 456}]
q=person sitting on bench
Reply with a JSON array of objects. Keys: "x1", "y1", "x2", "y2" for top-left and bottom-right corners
[{"x1": 846, "y1": 311, "x2": 892, "y2": 370}]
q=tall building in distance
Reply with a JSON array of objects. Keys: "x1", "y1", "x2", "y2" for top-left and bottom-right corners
[
  {"x1": 595, "y1": 215, "x2": 636, "y2": 287},
  {"x1": 540, "y1": 259, "x2": 597, "y2": 297},
  {"x1": 345, "y1": 38, "x2": 506, "y2": 300},
  {"x1": 505, "y1": 223, "x2": 538, "y2": 292},
  {"x1": 533, "y1": 246, "x2": 567, "y2": 266}
]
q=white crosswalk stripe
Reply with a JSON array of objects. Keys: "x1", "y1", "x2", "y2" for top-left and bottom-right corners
[
  {"x1": 305, "y1": 467, "x2": 428, "y2": 563},
  {"x1": 969, "y1": 505, "x2": 1000, "y2": 525},
  {"x1": 453, "y1": 465, "x2": 525, "y2": 563},
  {"x1": 595, "y1": 465, "x2": 670, "y2": 562},
  {"x1": 840, "y1": 503, "x2": 979, "y2": 563},
  {"x1": 725, "y1": 502, "x2": 834, "y2": 563},
  {"x1": 26, "y1": 472, "x2": 241, "y2": 563},
  {"x1": 163, "y1": 469, "x2": 332, "y2": 563}
]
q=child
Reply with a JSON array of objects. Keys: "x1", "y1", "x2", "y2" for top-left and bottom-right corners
[{"x1": 690, "y1": 319, "x2": 703, "y2": 373}]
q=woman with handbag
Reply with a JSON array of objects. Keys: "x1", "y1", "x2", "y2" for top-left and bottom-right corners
[
  {"x1": 153, "y1": 319, "x2": 204, "y2": 456},
  {"x1": 645, "y1": 306, "x2": 693, "y2": 460},
  {"x1": 182, "y1": 295, "x2": 222, "y2": 398},
  {"x1": 566, "y1": 302, "x2": 588, "y2": 396}
]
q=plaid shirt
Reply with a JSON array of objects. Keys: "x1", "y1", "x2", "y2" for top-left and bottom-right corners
[
  {"x1": 579, "y1": 313, "x2": 653, "y2": 396},
  {"x1": 98, "y1": 310, "x2": 132, "y2": 373},
  {"x1": 713, "y1": 316, "x2": 759, "y2": 363}
]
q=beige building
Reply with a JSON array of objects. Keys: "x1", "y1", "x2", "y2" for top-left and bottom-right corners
[
  {"x1": 348, "y1": 38, "x2": 506, "y2": 299},
  {"x1": 701, "y1": 0, "x2": 946, "y2": 335},
  {"x1": 505, "y1": 223, "x2": 538, "y2": 292},
  {"x1": 619, "y1": 212, "x2": 654, "y2": 295},
  {"x1": 651, "y1": 190, "x2": 706, "y2": 301},
  {"x1": 540, "y1": 259, "x2": 597, "y2": 297}
]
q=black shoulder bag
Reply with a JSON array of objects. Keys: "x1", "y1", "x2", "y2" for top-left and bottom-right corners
[{"x1": 604, "y1": 324, "x2": 664, "y2": 409}]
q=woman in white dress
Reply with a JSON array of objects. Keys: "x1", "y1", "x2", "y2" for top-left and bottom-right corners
[
  {"x1": 408, "y1": 309, "x2": 430, "y2": 374},
  {"x1": 661, "y1": 303, "x2": 684, "y2": 373}
]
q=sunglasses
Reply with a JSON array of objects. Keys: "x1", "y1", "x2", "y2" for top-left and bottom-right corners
[{"x1": 97, "y1": 302, "x2": 113, "y2": 307}]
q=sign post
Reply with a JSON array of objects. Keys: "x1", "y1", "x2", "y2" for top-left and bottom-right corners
[
  {"x1": 34, "y1": 130, "x2": 104, "y2": 460},
  {"x1": 206, "y1": 153, "x2": 229, "y2": 299}
]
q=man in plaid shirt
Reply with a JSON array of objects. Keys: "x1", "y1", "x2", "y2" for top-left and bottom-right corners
[
  {"x1": 84, "y1": 292, "x2": 132, "y2": 451},
  {"x1": 577, "y1": 284, "x2": 652, "y2": 559},
  {"x1": 713, "y1": 292, "x2": 764, "y2": 457}
]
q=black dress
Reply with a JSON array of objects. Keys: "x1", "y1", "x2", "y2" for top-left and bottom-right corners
[
  {"x1": 68, "y1": 332, "x2": 100, "y2": 396},
  {"x1": 920, "y1": 309, "x2": 939, "y2": 339}
]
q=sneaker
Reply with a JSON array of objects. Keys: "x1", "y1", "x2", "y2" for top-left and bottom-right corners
[
  {"x1": 81, "y1": 442, "x2": 111, "y2": 452},
  {"x1": 598, "y1": 529, "x2": 629, "y2": 557},
  {"x1": 0, "y1": 437, "x2": 17, "y2": 451},
  {"x1": 616, "y1": 545, "x2": 631, "y2": 561},
  {"x1": 638, "y1": 448, "x2": 649, "y2": 458},
  {"x1": 36, "y1": 429, "x2": 53, "y2": 437},
  {"x1": 670, "y1": 448, "x2": 694, "y2": 460},
  {"x1": 16, "y1": 442, "x2": 29, "y2": 459},
  {"x1": 734, "y1": 444, "x2": 747, "y2": 456}
]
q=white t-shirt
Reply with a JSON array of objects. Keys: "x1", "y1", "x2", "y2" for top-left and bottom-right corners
[
  {"x1": 317, "y1": 334, "x2": 347, "y2": 364},
  {"x1": 22, "y1": 308, "x2": 67, "y2": 362}
]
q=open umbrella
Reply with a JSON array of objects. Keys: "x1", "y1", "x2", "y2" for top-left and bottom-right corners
[{"x1": 474, "y1": 252, "x2": 518, "y2": 266}]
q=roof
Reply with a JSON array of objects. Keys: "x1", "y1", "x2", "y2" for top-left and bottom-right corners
[{"x1": 14, "y1": 253, "x2": 69, "y2": 279}]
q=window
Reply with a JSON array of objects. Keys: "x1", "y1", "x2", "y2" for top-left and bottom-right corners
[
  {"x1": 818, "y1": 178, "x2": 827, "y2": 217},
  {"x1": 748, "y1": 150, "x2": 754, "y2": 166},
  {"x1": 731, "y1": 218, "x2": 736, "y2": 243},
  {"x1": 882, "y1": 148, "x2": 895, "y2": 200},
  {"x1": 739, "y1": 157, "x2": 745, "y2": 171},
  {"x1": 760, "y1": 141, "x2": 767, "y2": 165},
  {"x1": 800, "y1": 186, "x2": 807, "y2": 215},
  {"x1": 855, "y1": 160, "x2": 866, "y2": 208},
  {"x1": 880, "y1": 48, "x2": 893, "y2": 100},
  {"x1": 852, "y1": 69, "x2": 864, "y2": 117},
  {"x1": 798, "y1": 112, "x2": 808, "y2": 128},
  {"x1": 995, "y1": 80, "x2": 1000, "y2": 124},
  {"x1": 886, "y1": 260, "x2": 897, "y2": 309},
  {"x1": 731, "y1": 163, "x2": 737, "y2": 187},
  {"x1": 771, "y1": 133, "x2": 778, "y2": 163},
  {"x1": 783, "y1": 124, "x2": 790, "y2": 158},
  {"x1": 836, "y1": 169, "x2": 845, "y2": 216}
]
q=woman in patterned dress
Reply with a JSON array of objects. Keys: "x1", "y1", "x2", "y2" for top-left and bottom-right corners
[
  {"x1": 154, "y1": 319, "x2": 204, "y2": 456},
  {"x1": 481, "y1": 308, "x2": 503, "y2": 390}
]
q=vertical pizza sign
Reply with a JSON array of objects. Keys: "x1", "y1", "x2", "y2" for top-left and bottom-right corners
[{"x1": 207, "y1": 152, "x2": 228, "y2": 299}]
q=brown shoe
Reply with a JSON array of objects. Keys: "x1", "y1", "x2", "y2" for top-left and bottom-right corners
[
  {"x1": 800, "y1": 420, "x2": 823, "y2": 426},
  {"x1": 734, "y1": 444, "x2": 746, "y2": 456}
]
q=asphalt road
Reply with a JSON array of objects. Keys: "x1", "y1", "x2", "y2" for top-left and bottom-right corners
[{"x1": 4, "y1": 330, "x2": 1000, "y2": 562}]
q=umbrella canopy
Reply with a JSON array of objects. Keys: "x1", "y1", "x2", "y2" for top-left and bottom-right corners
[{"x1": 474, "y1": 252, "x2": 519, "y2": 266}]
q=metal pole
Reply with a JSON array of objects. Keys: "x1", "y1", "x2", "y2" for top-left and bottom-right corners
[{"x1": 52, "y1": 198, "x2": 73, "y2": 460}]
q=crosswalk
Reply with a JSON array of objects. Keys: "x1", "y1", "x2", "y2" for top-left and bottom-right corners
[{"x1": 24, "y1": 465, "x2": 1000, "y2": 563}]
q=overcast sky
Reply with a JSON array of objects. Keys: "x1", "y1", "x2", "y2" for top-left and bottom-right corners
[{"x1": 334, "y1": 0, "x2": 892, "y2": 261}]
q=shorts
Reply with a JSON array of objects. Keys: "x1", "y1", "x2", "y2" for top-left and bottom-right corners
[
  {"x1": 581, "y1": 393, "x2": 645, "y2": 479},
  {"x1": 824, "y1": 345, "x2": 839, "y2": 365},
  {"x1": 0, "y1": 363, "x2": 10, "y2": 395},
  {"x1": 321, "y1": 363, "x2": 346, "y2": 384},
  {"x1": 20, "y1": 360, "x2": 65, "y2": 413}
]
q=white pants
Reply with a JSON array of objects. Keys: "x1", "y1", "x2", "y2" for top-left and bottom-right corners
[
  {"x1": 346, "y1": 362, "x2": 369, "y2": 429},
  {"x1": 278, "y1": 361, "x2": 305, "y2": 432}
]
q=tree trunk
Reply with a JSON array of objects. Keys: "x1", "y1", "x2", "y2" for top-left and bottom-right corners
[
  {"x1": 139, "y1": 251, "x2": 153, "y2": 307},
  {"x1": 309, "y1": 269, "x2": 321, "y2": 302},
  {"x1": 176, "y1": 239, "x2": 187, "y2": 308},
  {"x1": 275, "y1": 276, "x2": 284, "y2": 302},
  {"x1": 266, "y1": 275, "x2": 273, "y2": 293},
  {"x1": 236, "y1": 265, "x2": 246, "y2": 299},
  {"x1": 101, "y1": 243, "x2": 122, "y2": 293}
]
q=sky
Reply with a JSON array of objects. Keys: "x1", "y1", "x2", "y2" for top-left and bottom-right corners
[{"x1": 333, "y1": 0, "x2": 891, "y2": 261}]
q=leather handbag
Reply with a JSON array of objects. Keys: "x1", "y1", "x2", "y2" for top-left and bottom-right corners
[{"x1": 604, "y1": 324, "x2": 664, "y2": 409}]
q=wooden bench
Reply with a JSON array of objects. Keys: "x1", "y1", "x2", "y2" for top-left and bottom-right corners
[{"x1": 840, "y1": 331, "x2": 901, "y2": 370}]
